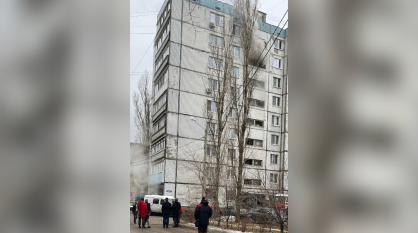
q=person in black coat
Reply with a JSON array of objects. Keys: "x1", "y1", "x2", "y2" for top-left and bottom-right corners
[
  {"x1": 132, "y1": 201, "x2": 138, "y2": 224},
  {"x1": 161, "y1": 198, "x2": 172, "y2": 228},
  {"x1": 172, "y1": 198, "x2": 182, "y2": 227},
  {"x1": 194, "y1": 198, "x2": 212, "y2": 233},
  {"x1": 145, "y1": 199, "x2": 151, "y2": 228}
]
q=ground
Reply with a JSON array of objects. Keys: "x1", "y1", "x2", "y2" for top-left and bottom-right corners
[
  {"x1": 130, "y1": 214, "x2": 208, "y2": 233},
  {"x1": 130, "y1": 213, "x2": 286, "y2": 233}
]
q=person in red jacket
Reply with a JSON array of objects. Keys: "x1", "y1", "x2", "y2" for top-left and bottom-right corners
[{"x1": 137, "y1": 198, "x2": 148, "y2": 228}]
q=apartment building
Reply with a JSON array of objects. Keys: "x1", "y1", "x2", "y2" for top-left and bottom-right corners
[{"x1": 149, "y1": 0, "x2": 288, "y2": 206}]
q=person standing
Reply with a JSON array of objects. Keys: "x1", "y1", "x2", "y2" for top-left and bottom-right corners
[
  {"x1": 172, "y1": 198, "x2": 182, "y2": 227},
  {"x1": 132, "y1": 201, "x2": 138, "y2": 224},
  {"x1": 161, "y1": 198, "x2": 172, "y2": 228},
  {"x1": 137, "y1": 198, "x2": 148, "y2": 228},
  {"x1": 145, "y1": 199, "x2": 151, "y2": 228},
  {"x1": 194, "y1": 198, "x2": 212, "y2": 233}
]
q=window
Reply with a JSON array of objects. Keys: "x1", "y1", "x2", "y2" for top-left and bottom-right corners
[
  {"x1": 273, "y1": 58, "x2": 282, "y2": 69},
  {"x1": 273, "y1": 96, "x2": 280, "y2": 107},
  {"x1": 228, "y1": 149, "x2": 236, "y2": 160},
  {"x1": 153, "y1": 93, "x2": 167, "y2": 114},
  {"x1": 230, "y1": 87, "x2": 238, "y2": 100},
  {"x1": 208, "y1": 79, "x2": 218, "y2": 91},
  {"x1": 228, "y1": 128, "x2": 237, "y2": 139},
  {"x1": 232, "y1": 67, "x2": 239, "y2": 78},
  {"x1": 246, "y1": 138, "x2": 263, "y2": 147},
  {"x1": 207, "y1": 123, "x2": 219, "y2": 135},
  {"x1": 233, "y1": 25, "x2": 240, "y2": 37},
  {"x1": 247, "y1": 118, "x2": 264, "y2": 127},
  {"x1": 270, "y1": 173, "x2": 278, "y2": 183},
  {"x1": 154, "y1": 70, "x2": 168, "y2": 94},
  {"x1": 274, "y1": 39, "x2": 284, "y2": 50},
  {"x1": 271, "y1": 154, "x2": 278, "y2": 164},
  {"x1": 227, "y1": 169, "x2": 234, "y2": 179},
  {"x1": 273, "y1": 77, "x2": 281, "y2": 88},
  {"x1": 160, "y1": 199, "x2": 164, "y2": 205},
  {"x1": 272, "y1": 115, "x2": 280, "y2": 126},
  {"x1": 210, "y1": 13, "x2": 224, "y2": 27},
  {"x1": 153, "y1": 199, "x2": 159, "y2": 204},
  {"x1": 251, "y1": 79, "x2": 265, "y2": 89},
  {"x1": 244, "y1": 179, "x2": 262, "y2": 186},
  {"x1": 249, "y1": 98, "x2": 265, "y2": 108},
  {"x1": 232, "y1": 46, "x2": 240, "y2": 57},
  {"x1": 152, "y1": 162, "x2": 164, "y2": 174},
  {"x1": 230, "y1": 108, "x2": 237, "y2": 118},
  {"x1": 244, "y1": 159, "x2": 262, "y2": 166},
  {"x1": 271, "y1": 135, "x2": 280, "y2": 145},
  {"x1": 209, "y1": 34, "x2": 223, "y2": 48},
  {"x1": 206, "y1": 145, "x2": 215, "y2": 156},
  {"x1": 209, "y1": 57, "x2": 223, "y2": 70},
  {"x1": 207, "y1": 100, "x2": 217, "y2": 112},
  {"x1": 151, "y1": 138, "x2": 166, "y2": 155},
  {"x1": 152, "y1": 116, "x2": 165, "y2": 134},
  {"x1": 207, "y1": 167, "x2": 216, "y2": 177}
]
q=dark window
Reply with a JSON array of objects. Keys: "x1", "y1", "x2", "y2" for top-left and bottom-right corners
[
  {"x1": 244, "y1": 159, "x2": 262, "y2": 166},
  {"x1": 249, "y1": 98, "x2": 265, "y2": 108},
  {"x1": 153, "y1": 199, "x2": 159, "y2": 204},
  {"x1": 244, "y1": 179, "x2": 261, "y2": 186},
  {"x1": 247, "y1": 118, "x2": 264, "y2": 127},
  {"x1": 246, "y1": 138, "x2": 263, "y2": 147},
  {"x1": 160, "y1": 199, "x2": 164, "y2": 205}
]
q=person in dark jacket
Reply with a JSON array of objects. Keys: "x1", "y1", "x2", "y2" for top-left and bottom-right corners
[
  {"x1": 161, "y1": 198, "x2": 172, "y2": 228},
  {"x1": 145, "y1": 199, "x2": 151, "y2": 228},
  {"x1": 172, "y1": 198, "x2": 182, "y2": 227},
  {"x1": 132, "y1": 201, "x2": 138, "y2": 224},
  {"x1": 194, "y1": 198, "x2": 212, "y2": 233}
]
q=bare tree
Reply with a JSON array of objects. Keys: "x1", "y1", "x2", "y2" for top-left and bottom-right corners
[
  {"x1": 204, "y1": 16, "x2": 237, "y2": 220},
  {"x1": 132, "y1": 70, "x2": 152, "y2": 146},
  {"x1": 231, "y1": 0, "x2": 261, "y2": 221}
]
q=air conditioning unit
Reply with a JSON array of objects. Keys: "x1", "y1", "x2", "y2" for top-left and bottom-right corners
[
  {"x1": 206, "y1": 88, "x2": 212, "y2": 94},
  {"x1": 209, "y1": 22, "x2": 215, "y2": 29}
]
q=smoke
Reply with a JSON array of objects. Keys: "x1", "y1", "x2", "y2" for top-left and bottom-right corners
[{"x1": 130, "y1": 143, "x2": 150, "y2": 195}]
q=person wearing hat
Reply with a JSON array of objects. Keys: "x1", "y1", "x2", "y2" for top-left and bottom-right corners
[{"x1": 194, "y1": 198, "x2": 212, "y2": 233}]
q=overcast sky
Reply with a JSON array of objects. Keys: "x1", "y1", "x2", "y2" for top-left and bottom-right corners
[{"x1": 130, "y1": 0, "x2": 288, "y2": 142}]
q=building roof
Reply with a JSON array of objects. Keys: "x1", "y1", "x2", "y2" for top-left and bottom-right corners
[{"x1": 183, "y1": 0, "x2": 288, "y2": 38}]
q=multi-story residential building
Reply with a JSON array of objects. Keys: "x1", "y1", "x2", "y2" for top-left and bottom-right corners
[{"x1": 149, "y1": 0, "x2": 288, "y2": 206}]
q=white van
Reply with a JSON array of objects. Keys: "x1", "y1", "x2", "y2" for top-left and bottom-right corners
[{"x1": 144, "y1": 195, "x2": 175, "y2": 214}]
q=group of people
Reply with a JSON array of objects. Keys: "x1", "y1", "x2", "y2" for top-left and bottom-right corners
[
  {"x1": 131, "y1": 198, "x2": 182, "y2": 228},
  {"x1": 132, "y1": 196, "x2": 213, "y2": 233},
  {"x1": 132, "y1": 198, "x2": 151, "y2": 228}
]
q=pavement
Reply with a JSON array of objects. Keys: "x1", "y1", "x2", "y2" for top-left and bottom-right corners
[{"x1": 130, "y1": 214, "x2": 199, "y2": 233}]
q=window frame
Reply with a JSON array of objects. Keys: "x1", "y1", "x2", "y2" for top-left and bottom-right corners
[
  {"x1": 273, "y1": 57, "x2": 282, "y2": 69},
  {"x1": 270, "y1": 173, "x2": 278, "y2": 183},
  {"x1": 272, "y1": 96, "x2": 281, "y2": 107},
  {"x1": 247, "y1": 118, "x2": 264, "y2": 128},
  {"x1": 271, "y1": 154, "x2": 278, "y2": 164},
  {"x1": 271, "y1": 134, "x2": 280, "y2": 145},
  {"x1": 272, "y1": 115, "x2": 280, "y2": 126},
  {"x1": 233, "y1": 25, "x2": 240, "y2": 37},
  {"x1": 232, "y1": 46, "x2": 240, "y2": 58},
  {"x1": 210, "y1": 13, "x2": 224, "y2": 27},
  {"x1": 246, "y1": 138, "x2": 263, "y2": 147},
  {"x1": 207, "y1": 100, "x2": 217, "y2": 112},
  {"x1": 273, "y1": 77, "x2": 281, "y2": 88}
]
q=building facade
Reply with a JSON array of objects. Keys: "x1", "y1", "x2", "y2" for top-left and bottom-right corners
[{"x1": 149, "y1": 0, "x2": 288, "y2": 206}]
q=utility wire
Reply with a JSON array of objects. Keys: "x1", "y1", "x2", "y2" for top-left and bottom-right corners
[
  {"x1": 130, "y1": 40, "x2": 154, "y2": 76},
  {"x1": 265, "y1": 0, "x2": 287, "y2": 13},
  {"x1": 130, "y1": 33, "x2": 156, "y2": 35},
  {"x1": 131, "y1": 11, "x2": 159, "y2": 14}
]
